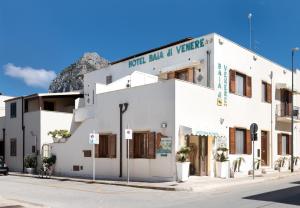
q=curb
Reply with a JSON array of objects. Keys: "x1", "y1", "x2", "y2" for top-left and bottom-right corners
[
  {"x1": 8, "y1": 170, "x2": 300, "y2": 192},
  {"x1": 8, "y1": 172, "x2": 176, "y2": 191}
]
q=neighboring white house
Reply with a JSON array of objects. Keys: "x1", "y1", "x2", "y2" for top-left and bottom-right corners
[
  {"x1": 3, "y1": 92, "x2": 82, "y2": 172},
  {"x1": 50, "y1": 33, "x2": 300, "y2": 182}
]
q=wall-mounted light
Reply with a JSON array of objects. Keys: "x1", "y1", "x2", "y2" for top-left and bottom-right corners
[
  {"x1": 253, "y1": 55, "x2": 257, "y2": 61},
  {"x1": 218, "y1": 39, "x2": 224, "y2": 45},
  {"x1": 220, "y1": 118, "x2": 225, "y2": 125},
  {"x1": 161, "y1": 122, "x2": 167, "y2": 128}
]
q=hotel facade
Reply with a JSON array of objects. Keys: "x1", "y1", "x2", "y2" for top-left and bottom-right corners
[{"x1": 2, "y1": 33, "x2": 300, "y2": 181}]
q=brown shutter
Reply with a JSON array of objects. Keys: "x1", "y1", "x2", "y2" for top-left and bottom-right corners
[
  {"x1": 187, "y1": 68, "x2": 194, "y2": 83},
  {"x1": 147, "y1": 132, "x2": 156, "y2": 159},
  {"x1": 167, "y1": 72, "x2": 175, "y2": 79},
  {"x1": 278, "y1": 133, "x2": 282, "y2": 155},
  {"x1": 246, "y1": 76, "x2": 252, "y2": 97},
  {"x1": 266, "y1": 83, "x2": 272, "y2": 103},
  {"x1": 98, "y1": 135, "x2": 104, "y2": 157},
  {"x1": 95, "y1": 144, "x2": 99, "y2": 158},
  {"x1": 229, "y1": 70, "x2": 236, "y2": 93},
  {"x1": 229, "y1": 127, "x2": 236, "y2": 154},
  {"x1": 108, "y1": 134, "x2": 117, "y2": 158},
  {"x1": 287, "y1": 135, "x2": 292, "y2": 155},
  {"x1": 128, "y1": 136, "x2": 134, "y2": 158},
  {"x1": 246, "y1": 130, "x2": 252, "y2": 155}
]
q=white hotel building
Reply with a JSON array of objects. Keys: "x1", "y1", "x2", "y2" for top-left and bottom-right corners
[{"x1": 3, "y1": 33, "x2": 300, "y2": 181}]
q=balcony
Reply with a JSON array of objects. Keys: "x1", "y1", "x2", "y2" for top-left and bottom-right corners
[{"x1": 276, "y1": 103, "x2": 300, "y2": 123}]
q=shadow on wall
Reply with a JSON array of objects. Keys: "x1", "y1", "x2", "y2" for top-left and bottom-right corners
[{"x1": 243, "y1": 182, "x2": 300, "y2": 206}]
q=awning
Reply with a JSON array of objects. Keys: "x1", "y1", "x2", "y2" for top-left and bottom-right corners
[
  {"x1": 179, "y1": 125, "x2": 225, "y2": 138},
  {"x1": 159, "y1": 60, "x2": 203, "y2": 74}
]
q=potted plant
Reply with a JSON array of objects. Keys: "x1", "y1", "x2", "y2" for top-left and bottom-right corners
[
  {"x1": 42, "y1": 155, "x2": 57, "y2": 175},
  {"x1": 233, "y1": 157, "x2": 245, "y2": 172},
  {"x1": 176, "y1": 146, "x2": 191, "y2": 182},
  {"x1": 48, "y1": 130, "x2": 71, "y2": 143},
  {"x1": 214, "y1": 147, "x2": 230, "y2": 178},
  {"x1": 24, "y1": 154, "x2": 37, "y2": 174}
]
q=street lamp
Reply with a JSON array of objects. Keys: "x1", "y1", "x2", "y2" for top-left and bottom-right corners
[{"x1": 291, "y1": 47, "x2": 299, "y2": 172}]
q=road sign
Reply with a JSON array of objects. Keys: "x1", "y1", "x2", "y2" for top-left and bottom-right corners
[
  {"x1": 125, "y1": 129, "x2": 132, "y2": 140},
  {"x1": 250, "y1": 123, "x2": 258, "y2": 134},
  {"x1": 89, "y1": 133, "x2": 99, "y2": 144}
]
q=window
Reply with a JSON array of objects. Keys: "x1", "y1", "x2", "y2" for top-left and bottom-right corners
[
  {"x1": 229, "y1": 70, "x2": 252, "y2": 97},
  {"x1": 167, "y1": 68, "x2": 193, "y2": 83},
  {"x1": 262, "y1": 81, "x2": 272, "y2": 103},
  {"x1": 10, "y1": 138, "x2": 17, "y2": 156},
  {"x1": 25, "y1": 100, "x2": 29, "y2": 112},
  {"x1": 236, "y1": 73, "x2": 245, "y2": 96},
  {"x1": 229, "y1": 128, "x2": 251, "y2": 155},
  {"x1": 95, "y1": 134, "x2": 116, "y2": 158},
  {"x1": 44, "y1": 101, "x2": 55, "y2": 111},
  {"x1": 106, "y1": 75, "x2": 112, "y2": 84},
  {"x1": 235, "y1": 129, "x2": 246, "y2": 154},
  {"x1": 278, "y1": 134, "x2": 291, "y2": 155},
  {"x1": 10, "y1": 102, "x2": 17, "y2": 118},
  {"x1": 128, "y1": 132, "x2": 156, "y2": 159}
]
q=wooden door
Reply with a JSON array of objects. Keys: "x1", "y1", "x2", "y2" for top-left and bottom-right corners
[
  {"x1": 199, "y1": 136, "x2": 208, "y2": 176},
  {"x1": 261, "y1": 131, "x2": 268, "y2": 166},
  {"x1": 188, "y1": 136, "x2": 208, "y2": 176}
]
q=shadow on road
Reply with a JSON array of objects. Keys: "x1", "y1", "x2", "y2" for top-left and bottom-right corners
[{"x1": 243, "y1": 182, "x2": 300, "y2": 206}]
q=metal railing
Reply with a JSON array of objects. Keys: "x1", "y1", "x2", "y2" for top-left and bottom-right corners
[{"x1": 276, "y1": 103, "x2": 300, "y2": 120}]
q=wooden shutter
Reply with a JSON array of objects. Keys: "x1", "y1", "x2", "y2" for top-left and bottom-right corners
[
  {"x1": 246, "y1": 130, "x2": 252, "y2": 155},
  {"x1": 287, "y1": 135, "x2": 292, "y2": 155},
  {"x1": 266, "y1": 83, "x2": 272, "y2": 103},
  {"x1": 229, "y1": 70, "x2": 236, "y2": 93},
  {"x1": 167, "y1": 71, "x2": 175, "y2": 79},
  {"x1": 108, "y1": 134, "x2": 117, "y2": 158},
  {"x1": 99, "y1": 135, "x2": 105, "y2": 157},
  {"x1": 147, "y1": 132, "x2": 156, "y2": 159},
  {"x1": 277, "y1": 133, "x2": 282, "y2": 155},
  {"x1": 229, "y1": 127, "x2": 236, "y2": 154},
  {"x1": 246, "y1": 76, "x2": 252, "y2": 98},
  {"x1": 187, "y1": 68, "x2": 194, "y2": 83},
  {"x1": 95, "y1": 144, "x2": 100, "y2": 158},
  {"x1": 128, "y1": 136, "x2": 134, "y2": 158}
]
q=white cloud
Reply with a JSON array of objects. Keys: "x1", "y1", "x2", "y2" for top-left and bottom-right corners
[{"x1": 3, "y1": 63, "x2": 56, "y2": 89}]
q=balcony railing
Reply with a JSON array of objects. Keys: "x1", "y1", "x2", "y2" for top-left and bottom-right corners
[{"x1": 276, "y1": 103, "x2": 300, "y2": 120}]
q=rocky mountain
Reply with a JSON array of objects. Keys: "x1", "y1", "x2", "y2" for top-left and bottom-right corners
[{"x1": 49, "y1": 52, "x2": 109, "y2": 93}]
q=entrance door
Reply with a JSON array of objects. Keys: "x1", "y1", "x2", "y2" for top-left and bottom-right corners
[
  {"x1": 188, "y1": 136, "x2": 208, "y2": 176},
  {"x1": 261, "y1": 131, "x2": 268, "y2": 166}
]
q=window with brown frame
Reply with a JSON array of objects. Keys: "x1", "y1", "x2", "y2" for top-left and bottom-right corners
[
  {"x1": 262, "y1": 81, "x2": 272, "y2": 103},
  {"x1": 95, "y1": 134, "x2": 117, "y2": 158},
  {"x1": 128, "y1": 132, "x2": 156, "y2": 159},
  {"x1": 277, "y1": 133, "x2": 291, "y2": 155},
  {"x1": 229, "y1": 127, "x2": 251, "y2": 155},
  {"x1": 229, "y1": 69, "x2": 252, "y2": 98},
  {"x1": 167, "y1": 68, "x2": 194, "y2": 83}
]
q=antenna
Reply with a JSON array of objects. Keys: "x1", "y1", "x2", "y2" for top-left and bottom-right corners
[{"x1": 248, "y1": 13, "x2": 252, "y2": 50}]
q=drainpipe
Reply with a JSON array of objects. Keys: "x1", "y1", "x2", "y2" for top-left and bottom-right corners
[
  {"x1": 2, "y1": 128, "x2": 5, "y2": 162},
  {"x1": 119, "y1": 103, "x2": 129, "y2": 177},
  {"x1": 22, "y1": 97, "x2": 25, "y2": 173},
  {"x1": 206, "y1": 50, "x2": 211, "y2": 88},
  {"x1": 270, "y1": 71, "x2": 273, "y2": 168}
]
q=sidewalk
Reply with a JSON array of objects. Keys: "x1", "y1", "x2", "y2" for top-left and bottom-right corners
[
  {"x1": 9, "y1": 170, "x2": 300, "y2": 192},
  {"x1": 0, "y1": 196, "x2": 45, "y2": 208}
]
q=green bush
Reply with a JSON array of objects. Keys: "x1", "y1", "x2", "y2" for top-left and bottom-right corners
[{"x1": 24, "y1": 154, "x2": 37, "y2": 168}]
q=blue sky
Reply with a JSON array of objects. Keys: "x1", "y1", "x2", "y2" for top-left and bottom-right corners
[{"x1": 0, "y1": 0, "x2": 300, "y2": 96}]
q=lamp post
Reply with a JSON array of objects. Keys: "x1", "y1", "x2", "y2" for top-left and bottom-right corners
[
  {"x1": 248, "y1": 13, "x2": 252, "y2": 50},
  {"x1": 291, "y1": 47, "x2": 299, "y2": 173}
]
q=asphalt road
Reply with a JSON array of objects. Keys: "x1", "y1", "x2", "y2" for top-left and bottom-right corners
[{"x1": 0, "y1": 175, "x2": 300, "y2": 208}]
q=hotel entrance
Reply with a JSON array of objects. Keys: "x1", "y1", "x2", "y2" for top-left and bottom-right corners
[{"x1": 187, "y1": 135, "x2": 208, "y2": 176}]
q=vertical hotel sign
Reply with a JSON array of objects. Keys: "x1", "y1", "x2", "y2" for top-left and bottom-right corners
[{"x1": 217, "y1": 63, "x2": 228, "y2": 106}]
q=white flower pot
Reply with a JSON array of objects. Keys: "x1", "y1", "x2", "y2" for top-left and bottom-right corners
[
  {"x1": 26, "y1": 168, "x2": 35, "y2": 174},
  {"x1": 215, "y1": 161, "x2": 230, "y2": 179},
  {"x1": 176, "y1": 162, "x2": 190, "y2": 182}
]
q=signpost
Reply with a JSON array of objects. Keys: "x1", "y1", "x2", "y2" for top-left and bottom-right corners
[
  {"x1": 125, "y1": 128, "x2": 132, "y2": 184},
  {"x1": 89, "y1": 131, "x2": 99, "y2": 181},
  {"x1": 250, "y1": 123, "x2": 258, "y2": 180}
]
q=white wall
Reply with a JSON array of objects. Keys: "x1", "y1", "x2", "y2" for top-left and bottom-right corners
[{"x1": 52, "y1": 81, "x2": 176, "y2": 181}]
